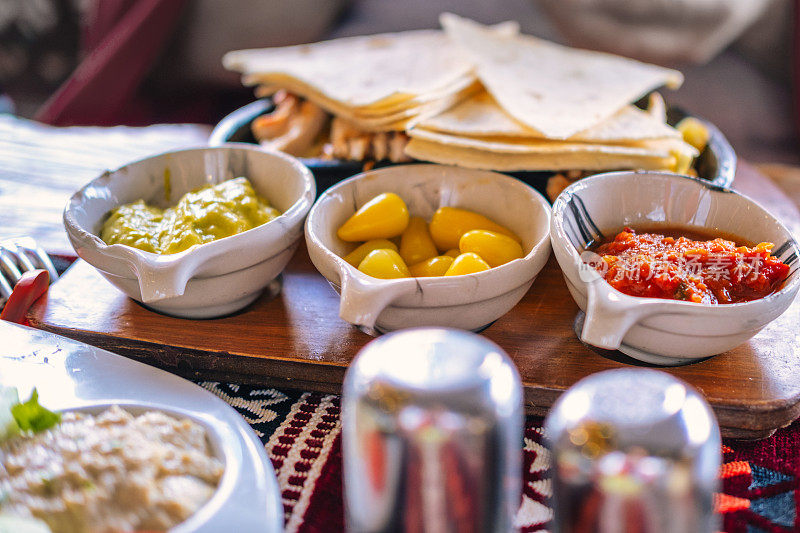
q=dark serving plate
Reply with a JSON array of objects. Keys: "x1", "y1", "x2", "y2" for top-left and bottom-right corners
[{"x1": 209, "y1": 98, "x2": 736, "y2": 197}]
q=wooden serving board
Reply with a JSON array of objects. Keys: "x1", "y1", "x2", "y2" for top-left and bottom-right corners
[{"x1": 27, "y1": 163, "x2": 800, "y2": 439}]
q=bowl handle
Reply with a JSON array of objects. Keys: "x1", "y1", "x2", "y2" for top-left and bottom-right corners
[
  {"x1": 338, "y1": 270, "x2": 418, "y2": 331},
  {"x1": 104, "y1": 246, "x2": 203, "y2": 302},
  {"x1": 137, "y1": 256, "x2": 201, "y2": 302},
  {"x1": 580, "y1": 279, "x2": 659, "y2": 350}
]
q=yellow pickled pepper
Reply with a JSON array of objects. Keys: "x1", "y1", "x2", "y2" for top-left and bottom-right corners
[
  {"x1": 343, "y1": 239, "x2": 398, "y2": 267},
  {"x1": 409, "y1": 255, "x2": 454, "y2": 277},
  {"x1": 399, "y1": 217, "x2": 438, "y2": 266},
  {"x1": 357, "y1": 249, "x2": 410, "y2": 279},
  {"x1": 459, "y1": 230, "x2": 523, "y2": 267},
  {"x1": 429, "y1": 207, "x2": 520, "y2": 251},
  {"x1": 444, "y1": 253, "x2": 491, "y2": 276},
  {"x1": 337, "y1": 193, "x2": 410, "y2": 242},
  {"x1": 444, "y1": 248, "x2": 460, "y2": 258}
]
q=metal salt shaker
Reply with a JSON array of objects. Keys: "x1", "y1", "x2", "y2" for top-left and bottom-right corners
[
  {"x1": 342, "y1": 328, "x2": 523, "y2": 533},
  {"x1": 544, "y1": 368, "x2": 721, "y2": 533}
]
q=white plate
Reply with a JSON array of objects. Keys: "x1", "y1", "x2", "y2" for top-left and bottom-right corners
[{"x1": 0, "y1": 321, "x2": 283, "y2": 532}]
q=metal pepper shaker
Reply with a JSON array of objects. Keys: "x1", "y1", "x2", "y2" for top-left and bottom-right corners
[
  {"x1": 342, "y1": 328, "x2": 523, "y2": 533},
  {"x1": 544, "y1": 368, "x2": 721, "y2": 533}
]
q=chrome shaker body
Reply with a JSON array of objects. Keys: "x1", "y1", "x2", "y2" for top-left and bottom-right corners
[
  {"x1": 544, "y1": 368, "x2": 721, "y2": 533},
  {"x1": 342, "y1": 328, "x2": 523, "y2": 533}
]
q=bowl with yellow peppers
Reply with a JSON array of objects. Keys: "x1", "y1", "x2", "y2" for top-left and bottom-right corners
[{"x1": 304, "y1": 164, "x2": 552, "y2": 333}]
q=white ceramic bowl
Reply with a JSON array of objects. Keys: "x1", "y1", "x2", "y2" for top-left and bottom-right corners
[
  {"x1": 305, "y1": 164, "x2": 552, "y2": 333},
  {"x1": 551, "y1": 171, "x2": 800, "y2": 365},
  {"x1": 64, "y1": 144, "x2": 315, "y2": 318}
]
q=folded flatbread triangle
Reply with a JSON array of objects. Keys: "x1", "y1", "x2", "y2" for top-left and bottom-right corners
[
  {"x1": 223, "y1": 23, "x2": 517, "y2": 109},
  {"x1": 416, "y1": 91, "x2": 681, "y2": 142},
  {"x1": 440, "y1": 13, "x2": 683, "y2": 139}
]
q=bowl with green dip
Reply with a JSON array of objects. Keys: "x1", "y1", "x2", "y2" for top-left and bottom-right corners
[{"x1": 64, "y1": 144, "x2": 315, "y2": 318}]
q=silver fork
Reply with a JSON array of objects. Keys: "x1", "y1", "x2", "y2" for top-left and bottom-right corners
[{"x1": 0, "y1": 237, "x2": 59, "y2": 307}]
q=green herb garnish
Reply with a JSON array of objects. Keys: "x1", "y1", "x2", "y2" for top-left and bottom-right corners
[{"x1": 10, "y1": 389, "x2": 61, "y2": 433}]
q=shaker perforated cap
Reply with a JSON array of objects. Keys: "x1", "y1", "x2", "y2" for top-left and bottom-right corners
[
  {"x1": 345, "y1": 327, "x2": 521, "y2": 406},
  {"x1": 545, "y1": 368, "x2": 719, "y2": 457}
]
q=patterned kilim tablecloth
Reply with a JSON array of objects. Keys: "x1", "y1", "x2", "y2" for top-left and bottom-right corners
[{"x1": 198, "y1": 382, "x2": 800, "y2": 533}]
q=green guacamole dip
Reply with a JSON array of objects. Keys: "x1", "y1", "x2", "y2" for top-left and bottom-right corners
[{"x1": 101, "y1": 177, "x2": 281, "y2": 254}]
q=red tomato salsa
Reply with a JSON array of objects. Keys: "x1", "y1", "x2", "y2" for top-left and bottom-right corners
[{"x1": 590, "y1": 228, "x2": 790, "y2": 304}]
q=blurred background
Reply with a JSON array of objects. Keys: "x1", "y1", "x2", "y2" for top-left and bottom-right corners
[{"x1": 0, "y1": 0, "x2": 796, "y2": 164}]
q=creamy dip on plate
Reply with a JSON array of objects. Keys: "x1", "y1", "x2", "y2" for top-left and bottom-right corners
[{"x1": 0, "y1": 405, "x2": 224, "y2": 533}]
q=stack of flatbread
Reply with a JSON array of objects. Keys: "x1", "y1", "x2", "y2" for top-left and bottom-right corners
[
  {"x1": 224, "y1": 14, "x2": 698, "y2": 172},
  {"x1": 224, "y1": 23, "x2": 516, "y2": 133}
]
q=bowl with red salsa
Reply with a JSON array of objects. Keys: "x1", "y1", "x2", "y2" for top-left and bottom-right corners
[{"x1": 551, "y1": 171, "x2": 799, "y2": 365}]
